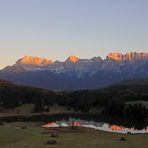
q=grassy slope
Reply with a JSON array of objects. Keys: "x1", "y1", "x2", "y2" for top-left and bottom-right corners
[
  {"x1": 0, "y1": 123, "x2": 148, "y2": 148},
  {"x1": 11, "y1": 104, "x2": 73, "y2": 115},
  {"x1": 126, "y1": 101, "x2": 148, "y2": 109}
]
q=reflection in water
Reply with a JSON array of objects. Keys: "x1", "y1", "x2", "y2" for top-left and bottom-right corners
[
  {"x1": 1, "y1": 113, "x2": 148, "y2": 132},
  {"x1": 43, "y1": 118, "x2": 148, "y2": 134}
]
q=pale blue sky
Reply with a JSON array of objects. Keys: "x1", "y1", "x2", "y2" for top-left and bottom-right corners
[{"x1": 0, "y1": 0, "x2": 148, "y2": 68}]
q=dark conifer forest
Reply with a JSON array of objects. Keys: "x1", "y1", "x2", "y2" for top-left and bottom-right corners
[{"x1": 0, "y1": 79, "x2": 148, "y2": 121}]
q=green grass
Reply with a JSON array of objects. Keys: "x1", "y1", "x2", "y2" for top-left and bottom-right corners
[
  {"x1": 126, "y1": 101, "x2": 148, "y2": 108},
  {"x1": 0, "y1": 122, "x2": 148, "y2": 148}
]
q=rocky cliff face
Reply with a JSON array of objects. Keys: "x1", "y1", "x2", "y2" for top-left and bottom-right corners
[
  {"x1": 107, "y1": 52, "x2": 148, "y2": 61},
  {"x1": 16, "y1": 56, "x2": 53, "y2": 66},
  {"x1": 66, "y1": 56, "x2": 79, "y2": 63}
]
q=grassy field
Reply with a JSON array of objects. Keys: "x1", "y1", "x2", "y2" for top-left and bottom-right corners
[{"x1": 0, "y1": 122, "x2": 148, "y2": 148}]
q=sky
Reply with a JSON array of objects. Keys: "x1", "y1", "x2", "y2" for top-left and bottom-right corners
[{"x1": 0, "y1": 0, "x2": 148, "y2": 68}]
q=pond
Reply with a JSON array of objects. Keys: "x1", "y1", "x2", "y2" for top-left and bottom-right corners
[{"x1": 0, "y1": 113, "x2": 148, "y2": 132}]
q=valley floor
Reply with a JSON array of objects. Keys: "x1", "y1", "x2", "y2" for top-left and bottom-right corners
[{"x1": 0, "y1": 122, "x2": 148, "y2": 148}]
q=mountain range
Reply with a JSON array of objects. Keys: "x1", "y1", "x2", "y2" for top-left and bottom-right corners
[{"x1": 0, "y1": 52, "x2": 148, "y2": 90}]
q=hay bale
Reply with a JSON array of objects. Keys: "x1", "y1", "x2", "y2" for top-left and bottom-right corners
[
  {"x1": 120, "y1": 137, "x2": 127, "y2": 141},
  {"x1": 51, "y1": 133, "x2": 58, "y2": 138},
  {"x1": 47, "y1": 140, "x2": 57, "y2": 145},
  {"x1": 0, "y1": 121, "x2": 4, "y2": 126},
  {"x1": 21, "y1": 126, "x2": 27, "y2": 129}
]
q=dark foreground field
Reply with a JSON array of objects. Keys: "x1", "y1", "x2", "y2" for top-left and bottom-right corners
[{"x1": 0, "y1": 122, "x2": 148, "y2": 148}]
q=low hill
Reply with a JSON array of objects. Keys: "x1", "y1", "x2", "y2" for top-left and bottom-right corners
[
  {"x1": 103, "y1": 78, "x2": 148, "y2": 92},
  {"x1": 116, "y1": 78, "x2": 148, "y2": 85}
]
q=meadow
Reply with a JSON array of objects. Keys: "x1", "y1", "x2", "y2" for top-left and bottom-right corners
[{"x1": 0, "y1": 122, "x2": 148, "y2": 148}]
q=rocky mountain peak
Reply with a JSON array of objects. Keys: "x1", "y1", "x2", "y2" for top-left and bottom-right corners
[
  {"x1": 125, "y1": 52, "x2": 148, "y2": 60},
  {"x1": 66, "y1": 55, "x2": 79, "y2": 63},
  {"x1": 106, "y1": 52, "x2": 124, "y2": 61},
  {"x1": 16, "y1": 56, "x2": 54, "y2": 65},
  {"x1": 107, "y1": 52, "x2": 148, "y2": 61}
]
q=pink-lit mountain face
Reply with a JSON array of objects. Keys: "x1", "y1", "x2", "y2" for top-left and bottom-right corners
[
  {"x1": 107, "y1": 52, "x2": 148, "y2": 61},
  {"x1": 66, "y1": 56, "x2": 79, "y2": 63},
  {"x1": 3, "y1": 56, "x2": 54, "y2": 72},
  {"x1": 16, "y1": 56, "x2": 53, "y2": 65},
  {"x1": 5, "y1": 52, "x2": 147, "y2": 73},
  {"x1": 16, "y1": 52, "x2": 148, "y2": 65},
  {"x1": 0, "y1": 52, "x2": 148, "y2": 90}
]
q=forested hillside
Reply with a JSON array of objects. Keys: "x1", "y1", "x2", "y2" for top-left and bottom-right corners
[{"x1": 0, "y1": 79, "x2": 148, "y2": 121}]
